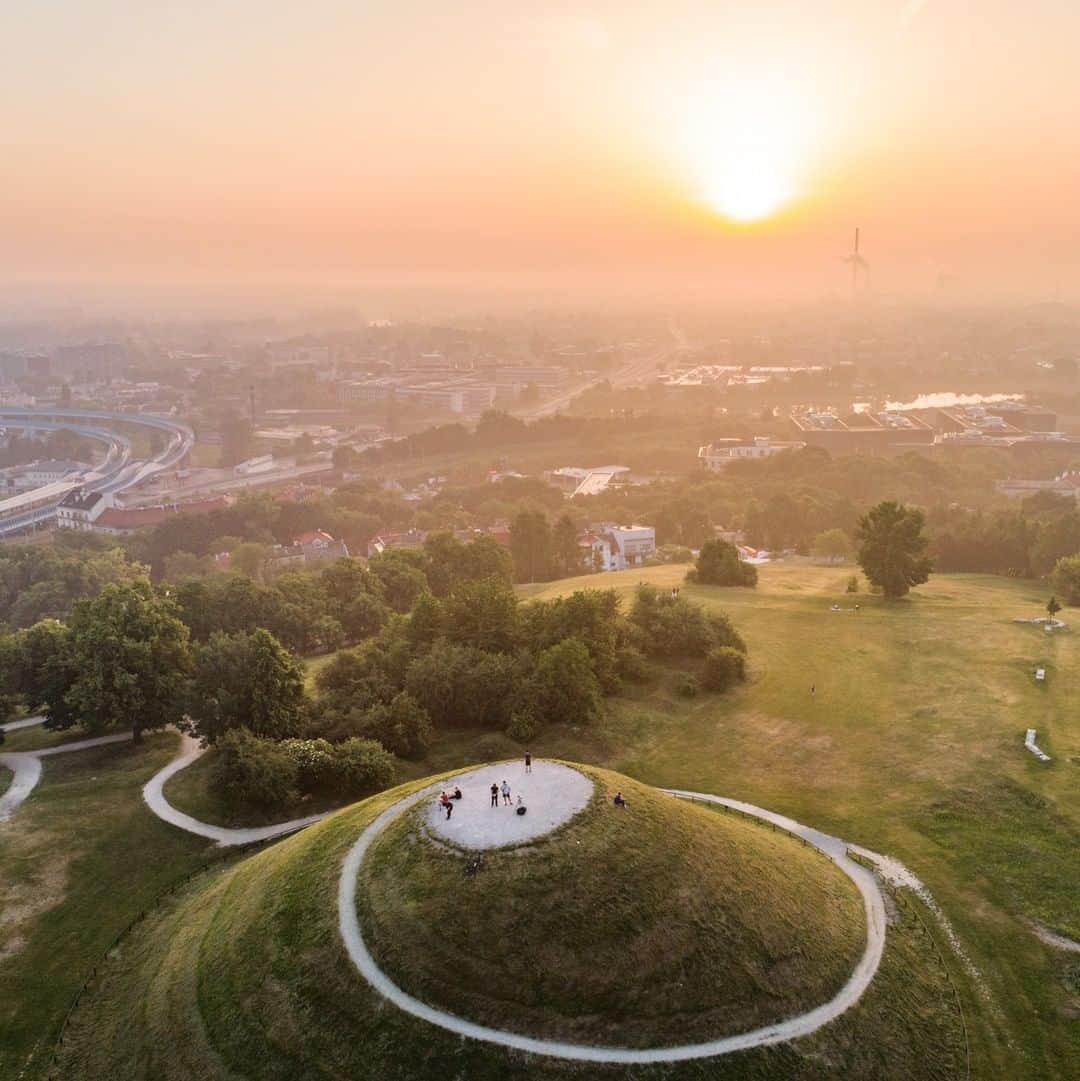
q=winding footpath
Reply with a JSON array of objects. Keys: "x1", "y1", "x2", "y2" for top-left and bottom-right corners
[
  {"x1": 1, "y1": 718, "x2": 133, "y2": 822},
  {"x1": 141, "y1": 733, "x2": 330, "y2": 846},
  {"x1": 0, "y1": 719, "x2": 326, "y2": 844},
  {"x1": 336, "y1": 772, "x2": 888, "y2": 1065}
]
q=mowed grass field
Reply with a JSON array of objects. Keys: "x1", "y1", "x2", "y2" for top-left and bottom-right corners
[
  {"x1": 3, "y1": 563, "x2": 1077, "y2": 1079},
  {"x1": 521, "y1": 563, "x2": 1080, "y2": 1079}
]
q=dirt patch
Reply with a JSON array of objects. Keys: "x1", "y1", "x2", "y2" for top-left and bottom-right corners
[{"x1": 0, "y1": 846, "x2": 71, "y2": 961}]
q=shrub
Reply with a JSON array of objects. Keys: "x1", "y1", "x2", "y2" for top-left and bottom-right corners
[
  {"x1": 846, "y1": 575, "x2": 859, "y2": 593},
  {"x1": 615, "y1": 644, "x2": 651, "y2": 683},
  {"x1": 1050, "y1": 554, "x2": 1080, "y2": 606},
  {"x1": 506, "y1": 709, "x2": 540, "y2": 744},
  {"x1": 675, "y1": 675, "x2": 700, "y2": 698},
  {"x1": 526, "y1": 637, "x2": 601, "y2": 726},
  {"x1": 218, "y1": 729, "x2": 299, "y2": 809},
  {"x1": 629, "y1": 584, "x2": 746, "y2": 658},
  {"x1": 280, "y1": 736, "x2": 396, "y2": 799},
  {"x1": 702, "y1": 646, "x2": 747, "y2": 692}
]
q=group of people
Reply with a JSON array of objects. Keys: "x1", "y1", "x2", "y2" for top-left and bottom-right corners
[
  {"x1": 490, "y1": 780, "x2": 527, "y2": 815},
  {"x1": 437, "y1": 786, "x2": 463, "y2": 819}
]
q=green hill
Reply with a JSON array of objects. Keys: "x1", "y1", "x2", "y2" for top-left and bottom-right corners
[{"x1": 53, "y1": 767, "x2": 965, "y2": 1081}]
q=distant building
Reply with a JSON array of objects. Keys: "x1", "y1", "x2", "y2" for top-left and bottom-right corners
[
  {"x1": 56, "y1": 488, "x2": 111, "y2": 530},
  {"x1": 267, "y1": 530, "x2": 349, "y2": 569},
  {"x1": 15, "y1": 459, "x2": 88, "y2": 490},
  {"x1": 550, "y1": 465, "x2": 631, "y2": 498},
  {"x1": 996, "y1": 471, "x2": 1080, "y2": 500},
  {"x1": 91, "y1": 496, "x2": 230, "y2": 536},
  {"x1": 580, "y1": 523, "x2": 656, "y2": 571},
  {"x1": 790, "y1": 410, "x2": 934, "y2": 450},
  {"x1": 367, "y1": 528, "x2": 428, "y2": 557},
  {"x1": 698, "y1": 437, "x2": 806, "y2": 471}
]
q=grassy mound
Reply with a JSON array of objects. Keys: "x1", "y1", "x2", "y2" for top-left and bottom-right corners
[
  {"x1": 51, "y1": 766, "x2": 966, "y2": 1080},
  {"x1": 359, "y1": 767, "x2": 863, "y2": 1046}
]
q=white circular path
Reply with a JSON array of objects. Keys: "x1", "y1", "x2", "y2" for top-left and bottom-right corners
[{"x1": 338, "y1": 764, "x2": 887, "y2": 1065}]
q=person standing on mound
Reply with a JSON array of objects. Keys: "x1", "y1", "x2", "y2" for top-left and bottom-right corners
[
  {"x1": 524, "y1": 751, "x2": 532, "y2": 773},
  {"x1": 490, "y1": 782, "x2": 499, "y2": 808},
  {"x1": 501, "y1": 780, "x2": 511, "y2": 805}
]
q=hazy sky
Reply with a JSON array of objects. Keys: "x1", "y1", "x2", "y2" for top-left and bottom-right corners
[{"x1": 4, "y1": 1, "x2": 1079, "y2": 306}]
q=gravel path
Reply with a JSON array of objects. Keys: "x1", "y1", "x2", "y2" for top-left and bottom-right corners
[
  {"x1": 338, "y1": 779, "x2": 887, "y2": 1064},
  {"x1": 424, "y1": 761, "x2": 592, "y2": 849},
  {"x1": 0, "y1": 715, "x2": 47, "y2": 734},
  {"x1": 142, "y1": 733, "x2": 330, "y2": 847},
  {"x1": 0, "y1": 731, "x2": 133, "y2": 822}
]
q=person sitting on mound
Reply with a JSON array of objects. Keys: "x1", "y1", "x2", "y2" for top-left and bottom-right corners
[
  {"x1": 452, "y1": 786, "x2": 463, "y2": 800},
  {"x1": 613, "y1": 791, "x2": 628, "y2": 808},
  {"x1": 515, "y1": 794, "x2": 527, "y2": 816}
]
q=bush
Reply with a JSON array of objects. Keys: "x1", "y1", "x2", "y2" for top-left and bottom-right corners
[
  {"x1": 280, "y1": 736, "x2": 396, "y2": 799},
  {"x1": 846, "y1": 575, "x2": 859, "y2": 594},
  {"x1": 1050, "y1": 554, "x2": 1080, "y2": 606},
  {"x1": 218, "y1": 729, "x2": 299, "y2": 809},
  {"x1": 629, "y1": 584, "x2": 746, "y2": 659},
  {"x1": 691, "y1": 539, "x2": 758, "y2": 587},
  {"x1": 702, "y1": 646, "x2": 747, "y2": 692},
  {"x1": 675, "y1": 675, "x2": 700, "y2": 698},
  {"x1": 526, "y1": 637, "x2": 601, "y2": 726},
  {"x1": 506, "y1": 709, "x2": 540, "y2": 744},
  {"x1": 615, "y1": 644, "x2": 651, "y2": 683}
]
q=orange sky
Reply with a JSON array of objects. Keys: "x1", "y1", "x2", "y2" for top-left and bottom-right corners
[{"x1": 3, "y1": 1, "x2": 1079, "y2": 306}]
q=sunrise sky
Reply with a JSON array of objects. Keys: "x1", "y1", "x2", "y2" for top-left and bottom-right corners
[{"x1": 4, "y1": 1, "x2": 1079, "y2": 305}]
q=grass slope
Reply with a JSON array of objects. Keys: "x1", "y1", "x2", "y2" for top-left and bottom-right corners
[
  {"x1": 54, "y1": 774, "x2": 964, "y2": 1081},
  {"x1": 359, "y1": 767, "x2": 864, "y2": 1047},
  {"x1": 0, "y1": 732, "x2": 214, "y2": 1081},
  {"x1": 520, "y1": 563, "x2": 1080, "y2": 1078}
]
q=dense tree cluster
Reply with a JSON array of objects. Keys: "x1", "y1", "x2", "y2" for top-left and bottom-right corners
[
  {"x1": 855, "y1": 502, "x2": 934, "y2": 599},
  {"x1": 687, "y1": 539, "x2": 758, "y2": 587}
]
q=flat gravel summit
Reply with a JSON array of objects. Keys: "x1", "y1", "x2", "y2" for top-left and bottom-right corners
[{"x1": 424, "y1": 760, "x2": 593, "y2": 849}]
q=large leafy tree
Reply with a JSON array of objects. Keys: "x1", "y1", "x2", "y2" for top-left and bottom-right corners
[
  {"x1": 187, "y1": 628, "x2": 305, "y2": 743},
  {"x1": 509, "y1": 510, "x2": 552, "y2": 583},
  {"x1": 855, "y1": 501, "x2": 933, "y2": 599},
  {"x1": 61, "y1": 580, "x2": 193, "y2": 742},
  {"x1": 690, "y1": 539, "x2": 757, "y2": 586},
  {"x1": 1050, "y1": 554, "x2": 1080, "y2": 606}
]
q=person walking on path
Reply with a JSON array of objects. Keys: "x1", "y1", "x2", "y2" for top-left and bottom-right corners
[
  {"x1": 524, "y1": 751, "x2": 532, "y2": 773},
  {"x1": 501, "y1": 780, "x2": 512, "y2": 805},
  {"x1": 445, "y1": 799, "x2": 454, "y2": 820},
  {"x1": 490, "y1": 783, "x2": 499, "y2": 808}
]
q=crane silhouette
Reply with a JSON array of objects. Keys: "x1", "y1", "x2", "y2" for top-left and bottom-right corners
[{"x1": 842, "y1": 228, "x2": 870, "y2": 295}]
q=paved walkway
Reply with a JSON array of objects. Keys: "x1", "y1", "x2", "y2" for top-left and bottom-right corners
[
  {"x1": 1, "y1": 729, "x2": 133, "y2": 822},
  {"x1": 424, "y1": 761, "x2": 592, "y2": 849},
  {"x1": 1, "y1": 719, "x2": 326, "y2": 845},
  {"x1": 338, "y1": 779, "x2": 887, "y2": 1064},
  {"x1": 142, "y1": 733, "x2": 330, "y2": 847}
]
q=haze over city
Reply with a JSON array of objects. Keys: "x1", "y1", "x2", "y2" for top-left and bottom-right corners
[
  {"x1": 4, "y1": 1, "x2": 1080, "y2": 310},
  {"x1": 2, "y1": 6, "x2": 1079, "y2": 1081}
]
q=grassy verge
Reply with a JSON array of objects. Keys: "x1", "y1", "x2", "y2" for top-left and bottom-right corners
[
  {"x1": 0, "y1": 731, "x2": 214, "y2": 1081},
  {"x1": 0, "y1": 764, "x2": 11, "y2": 798},
  {"x1": 54, "y1": 774, "x2": 964, "y2": 1080}
]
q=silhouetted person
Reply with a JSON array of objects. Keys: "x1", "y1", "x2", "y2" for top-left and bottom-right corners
[
  {"x1": 613, "y1": 791, "x2": 628, "y2": 808},
  {"x1": 490, "y1": 783, "x2": 499, "y2": 808},
  {"x1": 524, "y1": 751, "x2": 532, "y2": 773}
]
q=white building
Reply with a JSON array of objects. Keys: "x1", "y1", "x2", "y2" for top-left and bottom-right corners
[
  {"x1": 14, "y1": 459, "x2": 88, "y2": 490},
  {"x1": 580, "y1": 523, "x2": 656, "y2": 571},
  {"x1": 56, "y1": 488, "x2": 113, "y2": 530},
  {"x1": 698, "y1": 437, "x2": 806, "y2": 472}
]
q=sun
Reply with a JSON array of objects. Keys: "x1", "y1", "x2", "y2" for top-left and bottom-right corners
[
  {"x1": 672, "y1": 65, "x2": 824, "y2": 226},
  {"x1": 704, "y1": 152, "x2": 794, "y2": 224}
]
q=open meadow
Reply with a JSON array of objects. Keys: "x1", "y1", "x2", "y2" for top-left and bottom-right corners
[{"x1": 1, "y1": 563, "x2": 1076, "y2": 1079}]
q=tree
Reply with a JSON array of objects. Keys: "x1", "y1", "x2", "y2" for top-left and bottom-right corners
[
  {"x1": 230, "y1": 542, "x2": 270, "y2": 581},
  {"x1": 1047, "y1": 595, "x2": 1062, "y2": 621},
  {"x1": 855, "y1": 501, "x2": 933, "y2": 599},
  {"x1": 811, "y1": 528, "x2": 853, "y2": 564},
  {"x1": 510, "y1": 510, "x2": 552, "y2": 583},
  {"x1": 689, "y1": 539, "x2": 758, "y2": 587},
  {"x1": 526, "y1": 638, "x2": 601, "y2": 727},
  {"x1": 61, "y1": 581, "x2": 193, "y2": 742},
  {"x1": 552, "y1": 514, "x2": 581, "y2": 578},
  {"x1": 188, "y1": 628, "x2": 306, "y2": 743},
  {"x1": 353, "y1": 691, "x2": 433, "y2": 759},
  {"x1": 1049, "y1": 553, "x2": 1080, "y2": 606},
  {"x1": 442, "y1": 578, "x2": 519, "y2": 653}
]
